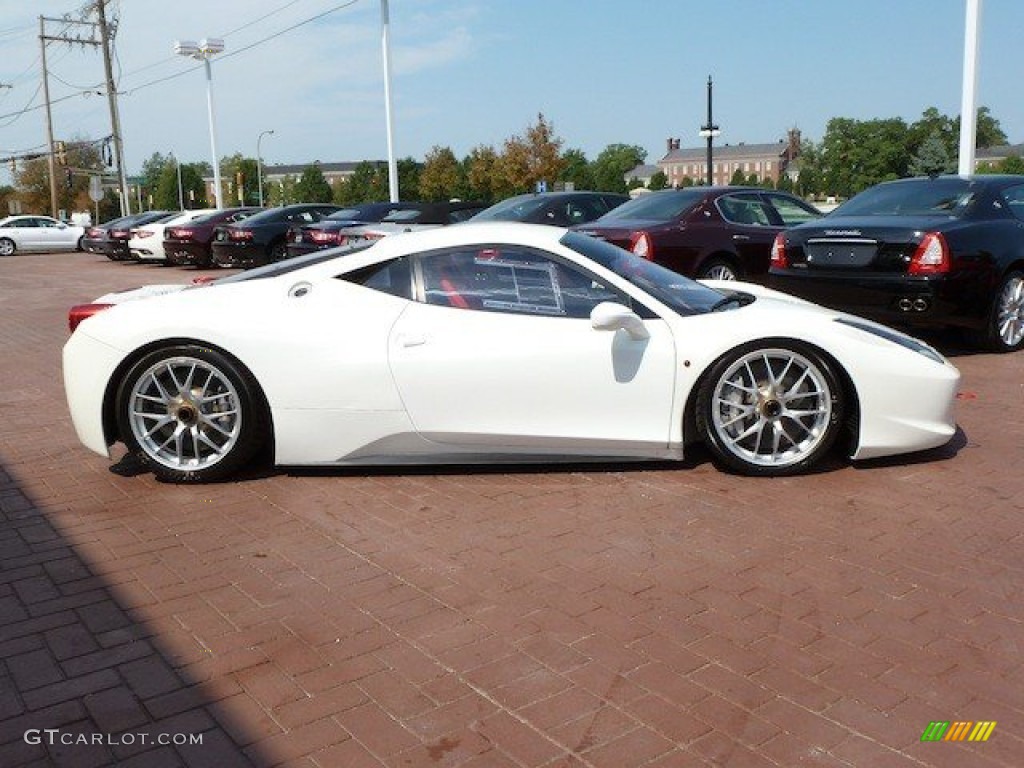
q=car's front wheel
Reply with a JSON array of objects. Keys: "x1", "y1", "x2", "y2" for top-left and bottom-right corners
[
  {"x1": 0, "y1": 237, "x2": 16, "y2": 256},
  {"x1": 698, "y1": 258, "x2": 739, "y2": 281},
  {"x1": 696, "y1": 342, "x2": 844, "y2": 475},
  {"x1": 116, "y1": 345, "x2": 268, "y2": 482}
]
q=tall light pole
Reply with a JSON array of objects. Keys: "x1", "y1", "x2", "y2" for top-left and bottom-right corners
[
  {"x1": 380, "y1": 0, "x2": 399, "y2": 201},
  {"x1": 958, "y1": 0, "x2": 983, "y2": 177},
  {"x1": 174, "y1": 38, "x2": 225, "y2": 208},
  {"x1": 698, "y1": 76, "x2": 720, "y2": 187},
  {"x1": 257, "y1": 129, "x2": 274, "y2": 207}
]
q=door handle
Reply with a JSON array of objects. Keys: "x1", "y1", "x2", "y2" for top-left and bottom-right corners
[
  {"x1": 732, "y1": 234, "x2": 750, "y2": 241},
  {"x1": 398, "y1": 333, "x2": 427, "y2": 348}
]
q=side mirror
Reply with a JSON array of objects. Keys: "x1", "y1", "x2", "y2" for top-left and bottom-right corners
[{"x1": 590, "y1": 301, "x2": 649, "y2": 340}]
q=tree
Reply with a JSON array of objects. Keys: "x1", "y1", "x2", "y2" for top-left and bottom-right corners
[
  {"x1": 729, "y1": 169, "x2": 747, "y2": 186},
  {"x1": 333, "y1": 162, "x2": 386, "y2": 205},
  {"x1": 559, "y1": 148, "x2": 595, "y2": 191},
  {"x1": 220, "y1": 154, "x2": 260, "y2": 206},
  {"x1": 590, "y1": 144, "x2": 647, "y2": 193},
  {"x1": 954, "y1": 106, "x2": 1007, "y2": 149},
  {"x1": 14, "y1": 135, "x2": 105, "y2": 217},
  {"x1": 908, "y1": 130, "x2": 955, "y2": 177},
  {"x1": 153, "y1": 160, "x2": 209, "y2": 210},
  {"x1": 397, "y1": 157, "x2": 422, "y2": 201},
  {"x1": 464, "y1": 145, "x2": 500, "y2": 202},
  {"x1": 648, "y1": 170, "x2": 668, "y2": 190},
  {"x1": 419, "y1": 146, "x2": 465, "y2": 201},
  {"x1": 294, "y1": 164, "x2": 334, "y2": 203},
  {"x1": 493, "y1": 113, "x2": 566, "y2": 196},
  {"x1": 819, "y1": 117, "x2": 909, "y2": 197}
]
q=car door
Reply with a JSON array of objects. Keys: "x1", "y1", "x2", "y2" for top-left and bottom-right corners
[
  {"x1": 11, "y1": 218, "x2": 39, "y2": 250},
  {"x1": 38, "y1": 218, "x2": 73, "y2": 250},
  {"x1": 716, "y1": 192, "x2": 781, "y2": 274},
  {"x1": 388, "y1": 244, "x2": 678, "y2": 455}
]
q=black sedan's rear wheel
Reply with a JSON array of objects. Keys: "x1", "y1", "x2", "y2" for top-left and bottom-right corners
[
  {"x1": 698, "y1": 258, "x2": 739, "y2": 281},
  {"x1": 985, "y1": 270, "x2": 1024, "y2": 352},
  {"x1": 116, "y1": 345, "x2": 268, "y2": 483},
  {"x1": 696, "y1": 342, "x2": 844, "y2": 475}
]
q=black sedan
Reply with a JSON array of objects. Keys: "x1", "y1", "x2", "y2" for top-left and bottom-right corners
[
  {"x1": 471, "y1": 191, "x2": 628, "y2": 227},
  {"x1": 768, "y1": 175, "x2": 1024, "y2": 352},
  {"x1": 575, "y1": 187, "x2": 821, "y2": 281},
  {"x1": 210, "y1": 204, "x2": 341, "y2": 268},
  {"x1": 164, "y1": 207, "x2": 261, "y2": 268},
  {"x1": 286, "y1": 201, "x2": 434, "y2": 258},
  {"x1": 83, "y1": 211, "x2": 174, "y2": 261}
]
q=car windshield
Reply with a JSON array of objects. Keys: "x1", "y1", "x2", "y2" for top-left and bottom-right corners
[
  {"x1": 835, "y1": 179, "x2": 976, "y2": 217},
  {"x1": 596, "y1": 189, "x2": 706, "y2": 222},
  {"x1": 561, "y1": 231, "x2": 725, "y2": 316},
  {"x1": 473, "y1": 196, "x2": 547, "y2": 221}
]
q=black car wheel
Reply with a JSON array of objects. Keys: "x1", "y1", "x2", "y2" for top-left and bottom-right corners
[
  {"x1": 986, "y1": 270, "x2": 1024, "y2": 352},
  {"x1": 268, "y1": 240, "x2": 288, "y2": 263},
  {"x1": 116, "y1": 345, "x2": 269, "y2": 483},
  {"x1": 696, "y1": 341, "x2": 844, "y2": 476}
]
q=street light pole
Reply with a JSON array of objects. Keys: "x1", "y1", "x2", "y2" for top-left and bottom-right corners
[
  {"x1": 958, "y1": 0, "x2": 983, "y2": 177},
  {"x1": 698, "y1": 75, "x2": 720, "y2": 187},
  {"x1": 174, "y1": 38, "x2": 225, "y2": 208},
  {"x1": 380, "y1": 0, "x2": 399, "y2": 202},
  {"x1": 257, "y1": 129, "x2": 274, "y2": 207}
]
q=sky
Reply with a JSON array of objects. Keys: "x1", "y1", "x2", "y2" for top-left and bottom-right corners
[{"x1": 0, "y1": 0, "x2": 1021, "y2": 189}]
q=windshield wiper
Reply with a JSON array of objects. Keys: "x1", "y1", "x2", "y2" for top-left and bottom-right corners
[{"x1": 710, "y1": 291, "x2": 756, "y2": 312}]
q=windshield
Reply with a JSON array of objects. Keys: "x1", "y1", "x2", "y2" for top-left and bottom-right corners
[
  {"x1": 561, "y1": 231, "x2": 725, "y2": 316},
  {"x1": 835, "y1": 179, "x2": 976, "y2": 217},
  {"x1": 473, "y1": 196, "x2": 547, "y2": 221},
  {"x1": 595, "y1": 189, "x2": 706, "y2": 222}
]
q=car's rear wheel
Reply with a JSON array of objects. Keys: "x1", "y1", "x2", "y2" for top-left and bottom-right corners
[
  {"x1": 985, "y1": 270, "x2": 1024, "y2": 352},
  {"x1": 696, "y1": 342, "x2": 843, "y2": 475},
  {"x1": 0, "y1": 237, "x2": 16, "y2": 256},
  {"x1": 698, "y1": 258, "x2": 739, "y2": 281},
  {"x1": 116, "y1": 345, "x2": 268, "y2": 483},
  {"x1": 269, "y1": 240, "x2": 288, "y2": 263}
]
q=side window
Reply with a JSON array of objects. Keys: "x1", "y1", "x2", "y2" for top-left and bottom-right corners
[
  {"x1": 769, "y1": 194, "x2": 821, "y2": 226},
  {"x1": 342, "y1": 258, "x2": 412, "y2": 300},
  {"x1": 1001, "y1": 184, "x2": 1024, "y2": 221},
  {"x1": 718, "y1": 194, "x2": 771, "y2": 226},
  {"x1": 419, "y1": 246, "x2": 626, "y2": 319},
  {"x1": 566, "y1": 198, "x2": 605, "y2": 225}
]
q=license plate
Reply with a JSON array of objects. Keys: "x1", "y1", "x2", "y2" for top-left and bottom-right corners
[{"x1": 805, "y1": 240, "x2": 877, "y2": 267}]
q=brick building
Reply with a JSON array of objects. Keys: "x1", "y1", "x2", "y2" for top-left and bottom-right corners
[{"x1": 657, "y1": 128, "x2": 802, "y2": 187}]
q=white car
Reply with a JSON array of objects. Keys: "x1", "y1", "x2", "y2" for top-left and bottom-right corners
[
  {"x1": 0, "y1": 215, "x2": 85, "y2": 256},
  {"x1": 63, "y1": 223, "x2": 960, "y2": 483},
  {"x1": 129, "y1": 209, "x2": 216, "y2": 262}
]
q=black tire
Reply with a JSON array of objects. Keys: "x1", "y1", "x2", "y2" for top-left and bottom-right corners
[
  {"x1": 697, "y1": 257, "x2": 739, "y2": 281},
  {"x1": 975, "y1": 270, "x2": 1024, "y2": 353},
  {"x1": 76, "y1": 235, "x2": 84, "y2": 252},
  {"x1": 0, "y1": 237, "x2": 16, "y2": 256},
  {"x1": 268, "y1": 240, "x2": 288, "y2": 263},
  {"x1": 115, "y1": 345, "x2": 269, "y2": 483},
  {"x1": 695, "y1": 341, "x2": 844, "y2": 476}
]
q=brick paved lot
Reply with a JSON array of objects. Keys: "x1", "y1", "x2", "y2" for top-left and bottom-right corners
[{"x1": 1, "y1": 250, "x2": 1022, "y2": 767}]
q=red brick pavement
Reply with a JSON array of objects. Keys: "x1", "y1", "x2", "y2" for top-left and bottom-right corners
[{"x1": 1, "y1": 250, "x2": 1022, "y2": 767}]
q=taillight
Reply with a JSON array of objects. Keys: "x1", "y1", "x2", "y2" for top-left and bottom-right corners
[
  {"x1": 109, "y1": 229, "x2": 130, "y2": 239},
  {"x1": 169, "y1": 228, "x2": 193, "y2": 239},
  {"x1": 135, "y1": 229, "x2": 154, "y2": 239},
  {"x1": 228, "y1": 229, "x2": 253, "y2": 241},
  {"x1": 630, "y1": 232, "x2": 653, "y2": 260},
  {"x1": 310, "y1": 230, "x2": 339, "y2": 244},
  {"x1": 770, "y1": 232, "x2": 789, "y2": 268},
  {"x1": 363, "y1": 233, "x2": 385, "y2": 242},
  {"x1": 87, "y1": 228, "x2": 102, "y2": 237},
  {"x1": 908, "y1": 232, "x2": 951, "y2": 275},
  {"x1": 68, "y1": 303, "x2": 114, "y2": 333}
]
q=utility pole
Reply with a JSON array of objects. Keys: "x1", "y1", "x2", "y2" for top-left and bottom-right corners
[
  {"x1": 698, "y1": 76, "x2": 720, "y2": 187},
  {"x1": 39, "y1": 16, "x2": 59, "y2": 218},
  {"x1": 95, "y1": 0, "x2": 130, "y2": 215}
]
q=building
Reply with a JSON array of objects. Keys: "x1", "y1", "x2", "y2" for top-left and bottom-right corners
[
  {"x1": 657, "y1": 129, "x2": 802, "y2": 187},
  {"x1": 203, "y1": 160, "x2": 384, "y2": 204},
  {"x1": 975, "y1": 143, "x2": 1024, "y2": 168}
]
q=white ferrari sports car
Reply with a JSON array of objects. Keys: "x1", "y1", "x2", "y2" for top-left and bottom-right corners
[{"x1": 63, "y1": 223, "x2": 960, "y2": 483}]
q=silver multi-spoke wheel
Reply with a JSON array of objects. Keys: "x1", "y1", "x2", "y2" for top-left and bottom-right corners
[
  {"x1": 700, "y1": 260, "x2": 738, "y2": 281},
  {"x1": 700, "y1": 345, "x2": 842, "y2": 474},
  {"x1": 127, "y1": 356, "x2": 242, "y2": 473},
  {"x1": 995, "y1": 273, "x2": 1024, "y2": 349}
]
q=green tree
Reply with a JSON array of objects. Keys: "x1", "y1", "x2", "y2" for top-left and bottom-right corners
[
  {"x1": 419, "y1": 146, "x2": 465, "y2": 201},
  {"x1": 648, "y1": 170, "x2": 668, "y2": 190},
  {"x1": 729, "y1": 168, "x2": 747, "y2": 186},
  {"x1": 954, "y1": 106, "x2": 1008, "y2": 149},
  {"x1": 294, "y1": 164, "x2": 334, "y2": 203},
  {"x1": 14, "y1": 136, "x2": 105, "y2": 217},
  {"x1": 819, "y1": 117, "x2": 909, "y2": 197},
  {"x1": 559, "y1": 148, "x2": 595, "y2": 191},
  {"x1": 590, "y1": 144, "x2": 647, "y2": 193},
  {"x1": 333, "y1": 162, "x2": 387, "y2": 204},
  {"x1": 153, "y1": 160, "x2": 210, "y2": 209},
  {"x1": 908, "y1": 130, "x2": 955, "y2": 177},
  {"x1": 397, "y1": 157, "x2": 422, "y2": 200},
  {"x1": 220, "y1": 154, "x2": 260, "y2": 206}
]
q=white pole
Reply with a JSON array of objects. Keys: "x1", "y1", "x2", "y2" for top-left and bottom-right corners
[
  {"x1": 175, "y1": 155, "x2": 184, "y2": 210},
  {"x1": 204, "y1": 57, "x2": 223, "y2": 208},
  {"x1": 958, "y1": 0, "x2": 982, "y2": 177},
  {"x1": 381, "y1": 0, "x2": 399, "y2": 202}
]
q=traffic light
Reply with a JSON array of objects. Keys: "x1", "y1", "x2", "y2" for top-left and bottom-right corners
[
  {"x1": 65, "y1": 168, "x2": 73, "y2": 190},
  {"x1": 55, "y1": 141, "x2": 67, "y2": 166}
]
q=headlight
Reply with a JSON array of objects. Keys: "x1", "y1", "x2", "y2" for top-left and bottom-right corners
[{"x1": 834, "y1": 316, "x2": 947, "y2": 365}]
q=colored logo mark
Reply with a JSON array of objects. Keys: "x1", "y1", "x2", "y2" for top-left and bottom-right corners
[{"x1": 921, "y1": 721, "x2": 996, "y2": 742}]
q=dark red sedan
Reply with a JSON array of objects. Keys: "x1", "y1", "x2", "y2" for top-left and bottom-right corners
[
  {"x1": 164, "y1": 207, "x2": 261, "y2": 268},
  {"x1": 575, "y1": 187, "x2": 821, "y2": 281}
]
